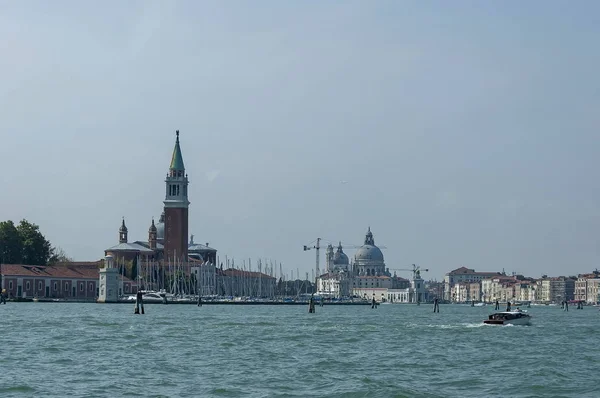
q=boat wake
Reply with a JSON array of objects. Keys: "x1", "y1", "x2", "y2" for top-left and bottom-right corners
[{"x1": 409, "y1": 322, "x2": 486, "y2": 329}]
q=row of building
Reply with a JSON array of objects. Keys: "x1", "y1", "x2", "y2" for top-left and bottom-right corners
[
  {"x1": 443, "y1": 266, "x2": 600, "y2": 304},
  {"x1": 0, "y1": 260, "x2": 280, "y2": 301}
]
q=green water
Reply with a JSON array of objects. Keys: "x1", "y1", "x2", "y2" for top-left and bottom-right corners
[{"x1": 0, "y1": 303, "x2": 597, "y2": 397}]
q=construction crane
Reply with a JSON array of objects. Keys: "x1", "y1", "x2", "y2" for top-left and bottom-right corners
[
  {"x1": 389, "y1": 264, "x2": 428, "y2": 280},
  {"x1": 303, "y1": 238, "x2": 388, "y2": 281},
  {"x1": 303, "y1": 238, "x2": 323, "y2": 284}
]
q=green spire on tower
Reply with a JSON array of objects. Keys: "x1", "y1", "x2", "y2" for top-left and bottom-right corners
[{"x1": 170, "y1": 130, "x2": 185, "y2": 171}]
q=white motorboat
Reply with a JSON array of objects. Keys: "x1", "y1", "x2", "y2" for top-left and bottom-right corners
[
  {"x1": 474, "y1": 302, "x2": 486, "y2": 307},
  {"x1": 484, "y1": 310, "x2": 532, "y2": 326},
  {"x1": 141, "y1": 292, "x2": 167, "y2": 303}
]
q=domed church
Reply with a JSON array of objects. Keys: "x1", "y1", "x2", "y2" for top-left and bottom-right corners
[
  {"x1": 325, "y1": 242, "x2": 350, "y2": 273},
  {"x1": 353, "y1": 227, "x2": 390, "y2": 277}
]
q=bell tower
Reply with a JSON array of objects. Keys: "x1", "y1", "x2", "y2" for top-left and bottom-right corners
[
  {"x1": 148, "y1": 218, "x2": 157, "y2": 250},
  {"x1": 163, "y1": 130, "x2": 189, "y2": 263},
  {"x1": 119, "y1": 218, "x2": 128, "y2": 243}
]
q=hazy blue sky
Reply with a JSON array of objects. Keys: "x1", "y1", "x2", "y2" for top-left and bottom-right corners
[{"x1": 1, "y1": 1, "x2": 599, "y2": 280}]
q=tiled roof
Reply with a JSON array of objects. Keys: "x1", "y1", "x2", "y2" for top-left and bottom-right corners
[
  {"x1": 189, "y1": 243, "x2": 217, "y2": 252},
  {"x1": 1, "y1": 264, "x2": 98, "y2": 279},
  {"x1": 447, "y1": 266, "x2": 502, "y2": 276},
  {"x1": 105, "y1": 242, "x2": 154, "y2": 253},
  {"x1": 1, "y1": 263, "x2": 136, "y2": 282}
]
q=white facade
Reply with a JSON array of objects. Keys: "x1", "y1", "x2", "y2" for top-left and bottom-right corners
[
  {"x1": 444, "y1": 267, "x2": 501, "y2": 301},
  {"x1": 98, "y1": 255, "x2": 119, "y2": 303},
  {"x1": 353, "y1": 276, "x2": 392, "y2": 289},
  {"x1": 317, "y1": 272, "x2": 351, "y2": 298},
  {"x1": 586, "y1": 279, "x2": 600, "y2": 303},
  {"x1": 353, "y1": 287, "x2": 388, "y2": 302},
  {"x1": 353, "y1": 277, "x2": 428, "y2": 303}
]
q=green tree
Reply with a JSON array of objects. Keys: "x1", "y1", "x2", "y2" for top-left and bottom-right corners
[
  {"x1": 17, "y1": 219, "x2": 53, "y2": 265},
  {"x1": 48, "y1": 247, "x2": 73, "y2": 265},
  {"x1": 0, "y1": 220, "x2": 23, "y2": 264}
]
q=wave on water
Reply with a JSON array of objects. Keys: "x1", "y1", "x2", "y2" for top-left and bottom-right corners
[{"x1": 407, "y1": 322, "x2": 486, "y2": 329}]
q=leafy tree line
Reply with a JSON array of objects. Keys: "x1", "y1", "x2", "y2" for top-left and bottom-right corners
[{"x1": 0, "y1": 219, "x2": 72, "y2": 266}]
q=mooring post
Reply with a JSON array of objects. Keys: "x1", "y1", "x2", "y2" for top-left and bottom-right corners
[
  {"x1": 308, "y1": 294, "x2": 315, "y2": 313},
  {"x1": 135, "y1": 290, "x2": 144, "y2": 314}
]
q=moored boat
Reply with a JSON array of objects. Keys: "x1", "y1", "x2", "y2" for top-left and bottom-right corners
[{"x1": 483, "y1": 310, "x2": 532, "y2": 326}]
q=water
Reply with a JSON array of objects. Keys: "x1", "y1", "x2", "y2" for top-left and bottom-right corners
[{"x1": 1, "y1": 303, "x2": 598, "y2": 397}]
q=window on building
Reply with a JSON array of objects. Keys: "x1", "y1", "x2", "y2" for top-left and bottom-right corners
[
  {"x1": 89, "y1": 283, "x2": 93, "y2": 291},
  {"x1": 9, "y1": 281, "x2": 13, "y2": 290},
  {"x1": 38, "y1": 281, "x2": 42, "y2": 290},
  {"x1": 26, "y1": 282, "x2": 30, "y2": 290},
  {"x1": 54, "y1": 282, "x2": 57, "y2": 291},
  {"x1": 80, "y1": 283, "x2": 84, "y2": 292},
  {"x1": 65, "y1": 284, "x2": 69, "y2": 292}
]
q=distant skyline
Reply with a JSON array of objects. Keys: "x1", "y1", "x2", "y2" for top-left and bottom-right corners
[{"x1": 1, "y1": 1, "x2": 599, "y2": 280}]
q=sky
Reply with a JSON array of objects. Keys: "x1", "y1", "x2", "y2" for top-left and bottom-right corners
[{"x1": 1, "y1": 1, "x2": 599, "y2": 280}]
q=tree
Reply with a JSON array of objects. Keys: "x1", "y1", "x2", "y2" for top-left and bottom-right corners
[
  {"x1": 48, "y1": 247, "x2": 73, "y2": 264},
  {"x1": 0, "y1": 220, "x2": 23, "y2": 264},
  {"x1": 16, "y1": 219, "x2": 53, "y2": 265}
]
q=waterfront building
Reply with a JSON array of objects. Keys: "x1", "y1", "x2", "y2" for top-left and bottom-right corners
[
  {"x1": 104, "y1": 131, "x2": 217, "y2": 269},
  {"x1": 514, "y1": 281, "x2": 535, "y2": 302},
  {"x1": 480, "y1": 275, "x2": 513, "y2": 303},
  {"x1": 575, "y1": 275, "x2": 591, "y2": 302},
  {"x1": 0, "y1": 261, "x2": 129, "y2": 300},
  {"x1": 585, "y1": 278, "x2": 600, "y2": 304},
  {"x1": 452, "y1": 281, "x2": 481, "y2": 303},
  {"x1": 317, "y1": 272, "x2": 352, "y2": 298},
  {"x1": 316, "y1": 228, "x2": 424, "y2": 302},
  {"x1": 444, "y1": 267, "x2": 502, "y2": 301},
  {"x1": 469, "y1": 282, "x2": 481, "y2": 302},
  {"x1": 409, "y1": 270, "x2": 429, "y2": 303},
  {"x1": 539, "y1": 279, "x2": 552, "y2": 303},
  {"x1": 98, "y1": 255, "x2": 120, "y2": 303},
  {"x1": 548, "y1": 276, "x2": 575, "y2": 303}
]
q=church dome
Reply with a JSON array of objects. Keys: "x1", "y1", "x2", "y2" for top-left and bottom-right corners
[
  {"x1": 354, "y1": 227, "x2": 384, "y2": 263},
  {"x1": 333, "y1": 242, "x2": 349, "y2": 265},
  {"x1": 156, "y1": 212, "x2": 165, "y2": 241},
  {"x1": 354, "y1": 245, "x2": 384, "y2": 262}
]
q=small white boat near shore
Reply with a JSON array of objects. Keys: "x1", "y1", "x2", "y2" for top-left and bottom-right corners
[{"x1": 484, "y1": 310, "x2": 532, "y2": 326}]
